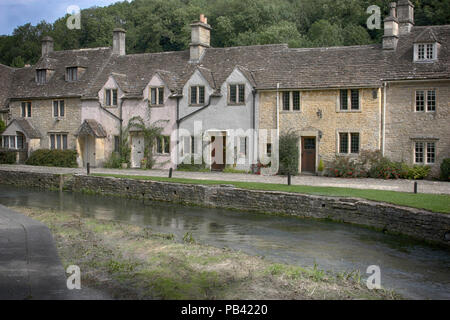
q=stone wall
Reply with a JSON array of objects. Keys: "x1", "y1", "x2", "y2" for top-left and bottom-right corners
[
  {"x1": 258, "y1": 88, "x2": 382, "y2": 172},
  {"x1": 385, "y1": 80, "x2": 450, "y2": 177},
  {"x1": 0, "y1": 169, "x2": 449, "y2": 246}
]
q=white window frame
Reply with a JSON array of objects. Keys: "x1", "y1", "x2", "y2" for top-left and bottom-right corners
[
  {"x1": 415, "y1": 90, "x2": 436, "y2": 112},
  {"x1": 414, "y1": 141, "x2": 436, "y2": 164},
  {"x1": 337, "y1": 132, "x2": 360, "y2": 155},
  {"x1": 414, "y1": 43, "x2": 437, "y2": 62},
  {"x1": 149, "y1": 87, "x2": 164, "y2": 106}
]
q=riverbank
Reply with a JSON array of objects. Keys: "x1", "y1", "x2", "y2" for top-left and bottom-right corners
[{"x1": 10, "y1": 205, "x2": 399, "y2": 300}]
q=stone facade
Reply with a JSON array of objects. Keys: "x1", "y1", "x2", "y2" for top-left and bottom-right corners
[
  {"x1": 258, "y1": 88, "x2": 382, "y2": 172},
  {"x1": 9, "y1": 98, "x2": 82, "y2": 151},
  {"x1": 384, "y1": 80, "x2": 450, "y2": 176},
  {"x1": 1, "y1": 169, "x2": 448, "y2": 246}
]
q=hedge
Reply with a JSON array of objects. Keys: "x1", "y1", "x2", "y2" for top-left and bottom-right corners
[
  {"x1": 0, "y1": 151, "x2": 16, "y2": 164},
  {"x1": 441, "y1": 158, "x2": 450, "y2": 181},
  {"x1": 26, "y1": 149, "x2": 78, "y2": 168}
]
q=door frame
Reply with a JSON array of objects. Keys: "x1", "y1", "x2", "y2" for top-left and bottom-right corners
[
  {"x1": 298, "y1": 131, "x2": 320, "y2": 173},
  {"x1": 206, "y1": 130, "x2": 227, "y2": 171},
  {"x1": 84, "y1": 135, "x2": 96, "y2": 167}
]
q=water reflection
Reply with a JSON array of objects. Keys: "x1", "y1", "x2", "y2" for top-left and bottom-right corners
[{"x1": 0, "y1": 185, "x2": 449, "y2": 299}]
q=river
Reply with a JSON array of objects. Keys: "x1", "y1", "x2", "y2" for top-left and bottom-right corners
[{"x1": 0, "y1": 184, "x2": 448, "y2": 299}]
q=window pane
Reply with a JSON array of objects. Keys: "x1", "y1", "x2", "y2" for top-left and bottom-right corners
[
  {"x1": 158, "y1": 88, "x2": 164, "y2": 105},
  {"x1": 56, "y1": 134, "x2": 61, "y2": 150},
  {"x1": 351, "y1": 90, "x2": 359, "y2": 110},
  {"x1": 112, "y1": 89, "x2": 118, "y2": 106},
  {"x1": 266, "y1": 143, "x2": 272, "y2": 156},
  {"x1": 60, "y1": 100, "x2": 65, "y2": 117},
  {"x1": 21, "y1": 102, "x2": 26, "y2": 117},
  {"x1": 106, "y1": 90, "x2": 111, "y2": 106},
  {"x1": 240, "y1": 137, "x2": 247, "y2": 156},
  {"x1": 156, "y1": 137, "x2": 163, "y2": 153},
  {"x1": 17, "y1": 135, "x2": 24, "y2": 149},
  {"x1": 62, "y1": 135, "x2": 68, "y2": 150},
  {"x1": 350, "y1": 133, "x2": 359, "y2": 153},
  {"x1": 415, "y1": 142, "x2": 424, "y2": 163},
  {"x1": 304, "y1": 138, "x2": 315, "y2": 150},
  {"x1": 10, "y1": 136, "x2": 15, "y2": 149},
  {"x1": 426, "y1": 44, "x2": 433, "y2": 60},
  {"x1": 190, "y1": 86, "x2": 197, "y2": 104},
  {"x1": 114, "y1": 136, "x2": 120, "y2": 152},
  {"x1": 53, "y1": 101, "x2": 59, "y2": 117},
  {"x1": 416, "y1": 91, "x2": 425, "y2": 111},
  {"x1": 418, "y1": 44, "x2": 425, "y2": 60},
  {"x1": 340, "y1": 90, "x2": 348, "y2": 110},
  {"x1": 50, "y1": 134, "x2": 55, "y2": 150},
  {"x1": 238, "y1": 84, "x2": 245, "y2": 103},
  {"x1": 282, "y1": 92, "x2": 290, "y2": 111},
  {"x1": 199, "y1": 86, "x2": 205, "y2": 104},
  {"x1": 164, "y1": 136, "x2": 170, "y2": 154},
  {"x1": 229, "y1": 85, "x2": 237, "y2": 103},
  {"x1": 427, "y1": 142, "x2": 435, "y2": 163},
  {"x1": 293, "y1": 91, "x2": 300, "y2": 110},
  {"x1": 27, "y1": 102, "x2": 31, "y2": 117},
  {"x1": 339, "y1": 133, "x2": 348, "y2": 153},
  {"x1": 427, "y1": 90, "x2": 436, "y2": 111},
  {"x1": 151, "y1": 88, "x2": 157, "y2": 105},
  {"x1": 4, "y1": 136, "x2": 9, "y2": 148}
]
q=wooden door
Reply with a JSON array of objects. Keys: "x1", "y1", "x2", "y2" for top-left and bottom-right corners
[
  {"x1": 131, "y1": 134, "x2": 145, "y2": 168},
  {"x1": 211, "y1": 136, "x2": 226, "y2": 171},
  {"x1": 84, "y1": 136, "x2": 96, "y2": 167},
  {"x1": 301, "y1": 137, "x2": 316, "y2": 173}
]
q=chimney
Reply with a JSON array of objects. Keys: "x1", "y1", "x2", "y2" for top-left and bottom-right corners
[
  {"x1": 397, "y1": 0, "x2": 414, "y2": 35},
  {"x1": 190, "y1": 14, "x2": 211, "y2": 62},
  {"x1": 382, "y1": 2, "x2": 399, "y2": 50},
  {"x1": 41, "y1": 36, "x2": 54, "y2": 56},
  {"x1": 113, "y1": 28, "x2": 126, "y2": 56}
]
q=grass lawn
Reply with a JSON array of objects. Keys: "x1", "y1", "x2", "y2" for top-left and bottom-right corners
[{"x1": 92, "y1": 173, "x2": 450, "y2": 214}]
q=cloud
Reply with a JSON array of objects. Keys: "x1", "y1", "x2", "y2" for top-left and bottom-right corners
[{"x1": 0, "y1": 0, "x2": 121, "y2": 35}]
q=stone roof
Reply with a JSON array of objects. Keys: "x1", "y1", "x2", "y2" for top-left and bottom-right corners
[
  {"x1": 383, "y1": 25, "x2": 450, "y2": 81},
  {"x1": 0, "y1": 64, "x2": 15, "y2": 108},
  {"x1": 4, "y1": 25, "x2": 450, "y2": 101},
  {"x1": 76, "y1": 119, "x2": 107, "y2": 138},
  {"x1": 4, "y1": 119, "x2": 42, "y2": 138}
]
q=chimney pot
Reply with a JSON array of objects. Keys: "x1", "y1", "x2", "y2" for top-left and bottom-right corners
[
  {"x1": 397, "y1": 0, "x2": 415, "y2": 35},
  {"x1": 113, "y1": 28, "x2": 126, "y2": 56},
  {"x1": 190, "y1": 14, "x2": 211, "y2": 62},
  {"x1": 41, "y1": 36, "x2": 54, "y2": 56}
]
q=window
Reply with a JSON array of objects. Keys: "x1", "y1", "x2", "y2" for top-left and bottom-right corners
[
  {"x1": 340, "y1": 89, "x2": 360, "y2": 111},
  {"x1": 340, "y1": 90, "x2": 348, "y2": 110},
  {"x1": 155, "y1": 136, "x2": 170, "y2": 154},
  {"x1": 163, "y1": 136, "x2": 170, "y2": 154},
  {"x1": 21, "y1": 102, "x2": 31, "y2": 117},
  {"x1": 3, "y1": 136, "x2": 9, "y2": 148},
  {"x1": 416, "y1": 43, "x2": 436, "y2": 61},
  {"x1": 339, "y1": 132, "x2": 359, "y2": 154},
  {"x1": 282, "y1": 91, "x2": 301, "y2": 111},
  {"x1": 416, "y1": 90, "x2": 436, "y2": 112},
  {"x1": 266, "y1": 143, "x2": 272, "y2": 157},
  {"x1": 190, "y1": 86, "x2": 205, "y2": 105},
  {"x1": 66, "y1": 67, "x2": 77, "y2": 81},
  {"x1": 36, "y1": 69, "x2": 46, "y2": 84},
  {"x1": 105, "y1": 89, "x2": 118, "y2": 106},
  {"x1": 228, "y1": 84, "x2": 245, "y2": 104},
  {"x1": 239, "y1": 137, "x2": 247, "y2": 156},
  {"x1": 49, "y1": 133, "x2": 68, "y2": 150},
  {"x1": 17, "y1": 135, "x2": 24, "y2": 149},
  {"x1": 150, "y1": 87, "x2": 164, "y2": 106},
  {"x1": 53, "y1": 100, "x2": 65, "y2": 117},
  {"x1": 415, "y1": 141, "x2": 435, "y2": 164},
  {"x1": 350, "y1": 90, "x2": 359, "y2": 110},
  {"x1": 182, "y1": 136, "x2": 192, "y2": 156},
  {"x1": 114, "y1": 136, "x2": 120, "y2": 153}
]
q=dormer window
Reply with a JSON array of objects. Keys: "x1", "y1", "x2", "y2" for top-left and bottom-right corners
[
  {"x1": 105, "y1": 89, "x2": 118, "y2": 107},
  {"x1": 36, "y1": 69, "x2": 46, "y2": 84},
  {"x1": 414, "y1": 43, "x2": 437, "y2": 62},
  {"x1": 66, "y1": 67, "x2": 78, "y2": 81}
]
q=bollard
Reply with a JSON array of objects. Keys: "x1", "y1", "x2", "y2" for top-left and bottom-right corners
[
  {"x1": 414, "y1": 181, "x2": 417, "y2": 194},
  {"x1": 288, "y1": 172, "x2": 291, "y2": 186},
  {"x1": 169, "y1": 167, "x2": 173, "y2": 178},
  {"x1": 87, "y1": 162, "x2": 90, "y2": 175}
]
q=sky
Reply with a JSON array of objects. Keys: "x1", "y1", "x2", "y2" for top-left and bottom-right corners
[{"x1": 0, "y1": 0, "x2": 125, "y2": 35}]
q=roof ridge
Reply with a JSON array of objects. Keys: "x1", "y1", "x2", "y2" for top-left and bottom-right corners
[{"x1": 289, "y1": 44, "x2": 379, "y2": 52}]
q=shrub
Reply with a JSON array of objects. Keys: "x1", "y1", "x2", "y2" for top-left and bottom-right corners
[
  {"x1": 368, "y1": 158, "x2": 401, "y2": 179},
  {"x1": 104, "y1": 152, "x2": 123, "y2": 168},
  {"x1": 440, "y1": 158, "x2": 450, "y2": 181},
  {"x1": 325, "y1": 156, "x2": 367, "y2": 178},
  {"x1": 318, "y1": 159, "x2": 324, "y2": 172},
  {"x1": 278, "y1": 131, "x2": 299, "y2": 175},
  {"x1": 0, "y1": 119, "x2": 5, "y2": 134},
  {"x1": 407, "y1": 165, "x2": 431, "y2": 180},
  {"x1": 177, "y1": 156, "x2": 207, "y2": 172},
  {"x1": 0, "y1": 151, "x2": 16, "y2": 164},
  {"x1": 26, "y1": 149, "x2": 78, "y2": 167}
]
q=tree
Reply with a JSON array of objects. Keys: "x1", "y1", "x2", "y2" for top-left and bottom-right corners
[
  {"x1": 307, "y1": 20, "x2": 344, "y2": 47},
  {"x1": 0, "y1": 119, "x2": 6, "y2": 134}
]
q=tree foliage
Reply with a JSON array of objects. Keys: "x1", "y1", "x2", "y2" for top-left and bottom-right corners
[{"x1": 0, "y1": 0, "x2": 448, "y2": 66}]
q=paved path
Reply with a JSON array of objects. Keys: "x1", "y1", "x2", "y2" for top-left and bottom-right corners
[
  {"x1": 0, "y1": 204, "x2": 109, "y2": 300},
  {"x1": 1, "y1": 164, "x2": 449, "y2": 195}
]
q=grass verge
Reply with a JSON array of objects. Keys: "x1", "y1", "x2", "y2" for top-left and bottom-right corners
[
  {"x1": 13, "y1": 205, "x2": 399, "y2": 300},
  {"x1": 92, "y1": 173, "x2": 450, "y2": 214}
]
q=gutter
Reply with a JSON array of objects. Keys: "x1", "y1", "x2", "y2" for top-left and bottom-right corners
[
  {"x1": 252, "y1": 88, "x2": 256, "y2": 165},
  {"x1": 177, "y1": 94, "x2": 214, "y2": 125},
  {"x1": 276, "y1": 83, "x2": 280, "y2": 139},
  {"x1": 382, "y1": 82, "x2": 387, "y2": 156}
]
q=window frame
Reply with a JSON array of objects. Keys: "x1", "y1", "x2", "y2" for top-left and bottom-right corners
[
  {"x1": 189, "y1": 86, "x2": 206, "y2": 106},
  {"x1": 49, "y1": 133, "x2": 68, "y2": 150},
  {"x1": 280, "y1": 91, "x2": 301, "y2": 112},
  {"x1": 414, "y1": 43, "x2": 437, "y2": 62},
  {"x1": 338, "y1": 89, "x2": 361, "y2": 112},
  {"x1": 149, "y1": 86, "x2": 165, "y2": 106},
  {"x1": 36, "y1": 69, "x2": 47, "y2": 84},
  {"x1": 21, "y1": 101, "x2": 32, "y2": 118},
  {"x1": 337, "y1": 132, "x2": 360, "y2": 155},
  {"x1": 105, "y1": 89, "x2": 118, "y2": 107},
  {"x1": 415, "y1": 89, "x2": 436, "y2": 112},
  {"x1": 414, "y1": 141, "x2": 436, "y2": 164},
  {"x1": 66, "y1": 67, "x2": 78, "y2": 82},
  {"x1": 228, "y1": 83, "x2": 246, "y2": 105},
  {"x1": 52, "y1": 100, "x2": 65, "y2": 118}
]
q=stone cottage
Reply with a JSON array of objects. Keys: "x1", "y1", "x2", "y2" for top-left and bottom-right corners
[{"x1": 0, "y1": 0, "x2": 448, "y2": 175}]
